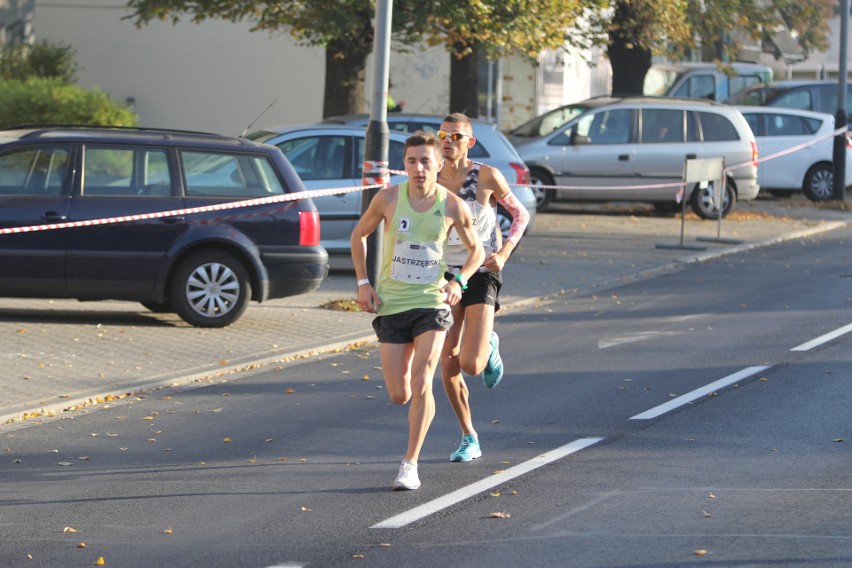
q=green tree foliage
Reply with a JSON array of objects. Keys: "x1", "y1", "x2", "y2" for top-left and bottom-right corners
[
  {"x1": 414, "y1": 0, "x2": 606, "y2": 116},
  {"x1": 0, "y1": 40, "x2": 80, "y2": 82},
  {"x1": 0, "y1": 78, "x2": 137, "y2": 129},
  {"x1": 604, "y1": 0, "x2": 834, "y2": 95},
  {"x1": 124, "y1": 0, "x2": 606, "y2": 118}
]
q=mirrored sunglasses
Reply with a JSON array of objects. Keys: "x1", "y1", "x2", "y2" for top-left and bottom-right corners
[{"x1": 437, "y1": 130, "x2": 468, "y2": 142}]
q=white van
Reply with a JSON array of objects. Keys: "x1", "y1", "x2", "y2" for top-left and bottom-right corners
[{"x1": 643, "y1": 62, "x2": 773, "y2": 102}]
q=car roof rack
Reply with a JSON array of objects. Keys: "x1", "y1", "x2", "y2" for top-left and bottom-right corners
[{"x1": 7, "y1": 124, "x2": 228, "y2": 140}]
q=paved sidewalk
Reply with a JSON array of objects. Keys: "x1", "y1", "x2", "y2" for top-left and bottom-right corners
[{"x1": 1, "y1": 197, "x2": 848, "y2": 427}]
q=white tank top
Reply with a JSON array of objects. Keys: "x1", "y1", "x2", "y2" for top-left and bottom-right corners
[{"x1": 444, "y1": 163, "x2": 498, "y2": 268}]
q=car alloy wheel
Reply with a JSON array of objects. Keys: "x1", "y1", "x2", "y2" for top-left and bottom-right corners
[
  {"x1": 690, "y1": 179, "x2": 736, "y2": 220},
  {"x1": 802, "y1": 163, "x2": 834, "y2": 202},
  {"x1": 529, "y1": 169, "x2": 554, "y2": 211},
  {"x1": 171, "y1": 251, "x2": 252, "y2": 327}
]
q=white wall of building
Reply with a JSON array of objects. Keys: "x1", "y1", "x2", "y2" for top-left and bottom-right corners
[
  {"x1": 34, "y1": 0, "x2": 325, "y2": 135},
  {"x1": 30, "y1": 0, "x2": 612, "y2": 134}
]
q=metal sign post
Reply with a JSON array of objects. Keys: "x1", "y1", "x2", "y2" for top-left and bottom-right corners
[
  {"x1": 656, "y1": 158, "x2": 725, "y2": 251},
  {"x1": 361, "y1": 0, "x2": 393, "y2": 283},
  {"x1": 696, "y1": 160, "x2": 743, "y2": 245}
]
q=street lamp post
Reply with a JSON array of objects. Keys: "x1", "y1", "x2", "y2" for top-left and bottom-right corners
[
  {"x1": 361, "y1": 0, "x2": 392, "y2": 283},
  {"x1": 833, "y1": 0, "x2": 849, "y2": 201}
]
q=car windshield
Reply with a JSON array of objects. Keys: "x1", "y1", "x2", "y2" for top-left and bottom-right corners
[
  {"x1": 243, "y1": 130, "x2": 278, "y2": 144},
  {"x1": 509, "y1": 104, "x2": 588, "y2": 138},
  {"x1": 642, "y1": 68, "x2": 684, "y2": 97},
  {"x1": 727, "y1": 86, "x2": 775, "y2": 106}
]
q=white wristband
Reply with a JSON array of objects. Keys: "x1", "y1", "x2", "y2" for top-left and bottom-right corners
[{"x1": 357, "y1": 279, "x2": 370, "y2": 287}]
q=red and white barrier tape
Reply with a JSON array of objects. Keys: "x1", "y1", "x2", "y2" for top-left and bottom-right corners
[
  {"x1": 0, "y1": 183, "x2": 381, "y2": 236},
  {"x1": 2, "y1": 125, "x2": 847, "y2": 236}
]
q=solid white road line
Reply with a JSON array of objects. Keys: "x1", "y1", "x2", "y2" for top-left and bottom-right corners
[
  {"x1": 790, "y1": 322, "x2": 852, "y2": 352},
  {"x1": 371, "y1": 437, "x2": 604, "y2": 529},
  {"x1": 630, "y1": 366, "x2": 770, "y2": 420}
]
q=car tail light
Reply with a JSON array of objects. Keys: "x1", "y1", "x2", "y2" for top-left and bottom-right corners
[
  {"x1": 846, "y1": 133, "x2": 852, "y2": 149},
  {"x1": 299, "y1": 210, "x2": 320, "y2": 246},
  {"x1": 509, "y1": 162, "x2": 531, "y2": 185},
  {"x1": 750, "y1": 140, "x2": 758, "y2": 167}
]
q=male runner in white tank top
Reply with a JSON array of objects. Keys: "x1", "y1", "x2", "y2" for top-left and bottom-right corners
[{"x1": 437, "y1": 113, "x2": 530, "y2": 462}]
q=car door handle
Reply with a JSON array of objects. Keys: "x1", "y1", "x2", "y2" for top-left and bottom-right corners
[
  {"x1": 618, "y1": 154, "x2": 630, "y2": 161},
  {"x1": 160, "y1": 215, "x2": 185, "y2": 224},
  {"x1": 686, "y1": 153, "x2": 697, "y2": 159},
  {"x1": 42, "y1": 211, "x2": 67, "y2": 222}
]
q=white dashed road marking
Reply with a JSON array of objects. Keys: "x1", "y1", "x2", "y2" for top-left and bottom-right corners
[
  {"x1": 630, "y1": 366, "x2": 770, "y2": 420},
  {"x1": 791, "y1": 322, "x2": 852, "y2": 352},
  {"x1": 371, "y1": 437, "x2": 604, "y2": 529}
]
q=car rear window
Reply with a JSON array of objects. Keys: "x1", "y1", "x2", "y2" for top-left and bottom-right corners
[
  {"x1": 641, "y1": 109, "x2": 684, "y2": 143},
  {"x1": 83, "y1": 146, "x2": 171, "y2": 197},
  {"x1": 182, "y1": 151, "x2": 285, "y2": 197},
  {"x1": 698, "y1": 112, "x2": 740, "y2": 141},
  {"x1": 766, "y1": 114, "x2": 821, "y2": 136}
]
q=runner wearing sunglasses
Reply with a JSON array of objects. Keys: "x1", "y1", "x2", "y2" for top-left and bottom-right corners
[{"x1": 437, "y1": 113, "x2": 530, "y2": 462}]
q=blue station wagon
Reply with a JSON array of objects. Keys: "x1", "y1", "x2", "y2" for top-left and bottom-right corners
[{"x1": 0, "y1": 126, "x2": 328, "y2": 327}]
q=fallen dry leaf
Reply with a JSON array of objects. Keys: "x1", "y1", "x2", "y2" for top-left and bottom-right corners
[
  {"x1": 286, "y1": 388, "x2": 296, "y2": 393},
  {"x1": 223, "y1": 437, "x2": 232, "y2": 443},
  {"x1": 63, "y1": 527, "x2": 78, "y2": 533},
  {"x1": 95, "y1": 557, "x2": 106, "y2": 565},
  {"x1": 77, "y1": 542, "x2": 86, "y2": 548},
  {"x1": 490, "y1": 511, "x2": 511, "y2": 519},
  {"x1": 300, "y1": 506, "x2": 311, "y2": 512},
  {"x1": 351, "y1": 553, "x2": 366, "y2": 559},
  {"x1": 162, "y1": 528, "x2": 173, "y2": 535},
  {"x1": 703, "y1": 510, "x2": 712, "y2": 518},
  {"x1": 694, "y1": 549, "x2": 707, "y2": 556}
]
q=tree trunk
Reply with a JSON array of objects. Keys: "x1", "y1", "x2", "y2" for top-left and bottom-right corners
[
  {"x1": 608, "y1": 1, "x2": 653, "y2": 96},
  {"x1": 323, "y1": 39, "x2": 368, "y2": 118},
  {"x1": 449, "y1": 44, "x2": 480, "y2": 117}
]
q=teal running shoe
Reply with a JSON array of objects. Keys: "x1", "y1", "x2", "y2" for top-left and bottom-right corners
[
  {"x1": 482, "y1": 331, "x2": 503, "y2": 389},
  {"x1": 450, "y1": 434, "x2": 482, "y2": 462}
]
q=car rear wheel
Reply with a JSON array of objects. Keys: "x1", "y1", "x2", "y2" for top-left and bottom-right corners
[
  {"x1": 690, "y1": 179, "x2": 736, "y2": 220},
  {"x1": 171, "y1": 250, "x2": 251, "y2": 328},
  {"x1": 529, "y1": 169, "x2": 555, "y2": 211},
  {"x1": 802, "y1": 163, "x2": 834, "y2": 202}
]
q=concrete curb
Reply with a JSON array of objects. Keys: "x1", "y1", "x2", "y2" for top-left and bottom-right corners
[{"x1": 2, "y1": 215, "x2": 848, "y2": 431}]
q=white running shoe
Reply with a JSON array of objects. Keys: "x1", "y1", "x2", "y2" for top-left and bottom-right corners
[{"x1": 392, "y1": 461, "x2": 421, "y2": 490}]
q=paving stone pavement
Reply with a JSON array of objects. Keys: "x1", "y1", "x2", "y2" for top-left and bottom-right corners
[{"x1": 1, "y1": 196, "x2": 848, "y2": 427}]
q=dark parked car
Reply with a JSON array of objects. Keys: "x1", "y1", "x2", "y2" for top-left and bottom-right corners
[
  {"x1": 0, "y1": 126, "x2": 328, "y2": 327},
  {"x1": 726, "y1": 80, "x2": 852, "y2": 124}
]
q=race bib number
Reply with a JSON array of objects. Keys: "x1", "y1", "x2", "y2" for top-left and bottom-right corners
[{"x1": 390, "y1": 240, "x2": 441, "y2": 283}]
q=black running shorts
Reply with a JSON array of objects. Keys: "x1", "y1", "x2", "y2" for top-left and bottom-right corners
[{"x1": 372, "y1": 307, "x2": 453, "y2": 344}]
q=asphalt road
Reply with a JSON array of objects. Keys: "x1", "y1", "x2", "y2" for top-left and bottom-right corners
[{"x1": 1, "y1": 220, "x2": 850, "y2": 567}]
